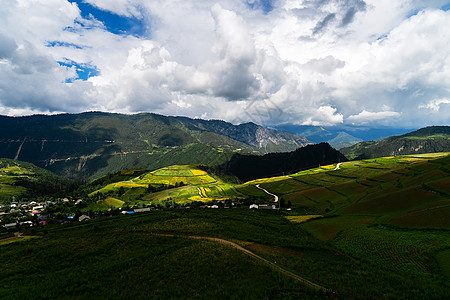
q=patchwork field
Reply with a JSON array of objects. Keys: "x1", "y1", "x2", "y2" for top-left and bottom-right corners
[{"x1": 89, "y1": 164, "x2": 244, "y2": 206}]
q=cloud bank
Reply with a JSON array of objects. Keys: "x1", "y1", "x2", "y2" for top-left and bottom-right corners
[{"x1": 0, "y1": 0, "x2": 449, "y2": 128}]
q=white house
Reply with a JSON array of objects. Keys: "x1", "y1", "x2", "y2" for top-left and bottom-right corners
[
  {"x1": 249, "y1": 204, "x2": 258, "y2": 209},
  {"x1": 79, "y1": 215, "x2": 91, "y2": 222},
  {"x1": 134, "y1": 208, "x2": 151, "y2": 213}
]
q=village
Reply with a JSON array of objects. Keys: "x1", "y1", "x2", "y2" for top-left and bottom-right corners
[{"x1": 0, "y1": 198, "x2": 281, "y2": 232}]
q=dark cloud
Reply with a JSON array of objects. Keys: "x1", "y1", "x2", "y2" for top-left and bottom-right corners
[
  {"x1": 340, "y1": 0, "x2": 367, "y2": 27},
  {"x1": 0, "y1": 33, "x2": 17, "y2": 59},
  {"x1": 213, "y1": 60, "x2": 260, "y2": 100},
  {"x1": 313, "y1": 13, "x2": 336, "y2": 35},
  {"x1": 341, "y1": 8, "x2": 357, "y2": 26},
  {"x1": 308, "y1": 0, "x2": 367, "y2": 34}
]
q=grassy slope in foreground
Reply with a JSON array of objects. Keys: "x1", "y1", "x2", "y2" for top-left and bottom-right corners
[
  {"x1": 1, "y1": 209, "x2": 449, "y2": 299},
  {"x1": 251, "y1": 152, "x2": 450, "y2": 297}
]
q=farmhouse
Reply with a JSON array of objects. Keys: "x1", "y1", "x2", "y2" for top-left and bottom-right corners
[
  {"x1": 259, "y1": 204, "x2": 277, "y2": 210},
  {"x1": 79, "y1": 215, "x2": 91, "y2": 222},
  {"x1": 4, "y1": 223, "x2": 17, "y2": 230},
  {"x1": 134, "y1": 208, "x2": 151, "y2": 213}
]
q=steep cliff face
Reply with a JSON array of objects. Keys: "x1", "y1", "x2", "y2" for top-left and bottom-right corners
[{"x1": 201, "y1": 120, "x2": 311, "y2": 153}]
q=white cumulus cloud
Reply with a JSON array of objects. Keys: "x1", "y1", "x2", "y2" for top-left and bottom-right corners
[{"x1": 0, "y1": 0, "x2": 449, "y2": 128}]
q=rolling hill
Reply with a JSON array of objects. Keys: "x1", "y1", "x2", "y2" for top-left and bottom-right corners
[
  {"x1": 1, "y1": 152, "x2": 449, "y2": 299},
  {"x1": 0, "y1": 112, "x2": 310, "y2": 180},
  {"x1": 220, "y1": 143, "x2": 347, "y2": 182},
  {"x1": 340, "y1": 126, "x2": 450, "y2": 160},
  {"x1": 0, "y1": 158, "x2": 68, "y2": 202}
]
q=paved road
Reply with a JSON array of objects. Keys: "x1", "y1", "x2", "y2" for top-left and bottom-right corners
[
  {"x1": 149, "y1": 233, "x2": 328, "y2": 292},
  {"x1": 334, "y1": 162, "x2": 342, "y2": 170},
  {"x1": 256, "y1": 184, "x2": 279, "y2": 202}
]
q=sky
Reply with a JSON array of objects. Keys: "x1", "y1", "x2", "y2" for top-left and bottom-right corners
[{"x1": 0, "y1": 0, "x2": 449, "y2": 128}]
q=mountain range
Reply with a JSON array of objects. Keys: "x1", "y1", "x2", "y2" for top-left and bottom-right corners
[
  {"x1": 274, "y1": 124, "x2": 415, "y2": 149},
  {"x1": 340, "y1": 126, "x2": 450, "y2": 160},
  {"x1": 0, "y1": 112, "x2": 311, "y2": 179}
]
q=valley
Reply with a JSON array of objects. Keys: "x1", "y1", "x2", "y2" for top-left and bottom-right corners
[
  {"x1": 0, "y1": 117, "x2": 449, "y2": 299},
  {"x1": 1, "y1": 149, "x2": 449, "y2": 299}
]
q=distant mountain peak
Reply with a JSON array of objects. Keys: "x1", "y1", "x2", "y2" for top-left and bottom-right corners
[{"x1": 0, "y1": 112, "x2": 311, "y2": 179}]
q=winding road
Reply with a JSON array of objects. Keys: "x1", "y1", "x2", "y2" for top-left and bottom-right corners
[
  {"x1": 256, "y1": 184, "x2": 279, "y2": 202},
  {"x1": 196, "y1": 187, "x2": 205, "y2": 197},
  {"x1": 334, "y1": 162, "x2": 342, "y2": 171}
]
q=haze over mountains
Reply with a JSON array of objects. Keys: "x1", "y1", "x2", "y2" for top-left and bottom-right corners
[{"x1": 341, "y1": 126, "x2": 450, "y2": 160}]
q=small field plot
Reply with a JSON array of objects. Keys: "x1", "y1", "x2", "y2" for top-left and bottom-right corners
[
  {"x1": 285, "y1": 215, "x2": 322, "y2": 224},
  {"x1": 427, "y1": 177, "x2": 450, "y2": 195},
  {"x1": 401, "y1": 169, "x2": 447, "y2": 187},
  {"x1": 285, "y1": 187, "x2": 347, "y2": 213},
  {"x1": 235, "y1": 184, "x2": 273, "y2": 199},
  {"x1": 436, "y1": 249, "x2": 450, "y2": 280},
  {"x1": 332, "y1": 166, "x2": 390, "y2": 179},
  {"x1": 0, "y1": 183, "x2": 26, "y2": 198},
  {"x1": 328, "y1": 181, "x2": 369, "y2": 202},
  {"x1": 142, "y1": 165, "x2": 217, "y2": 185},
  {"x1": 342, "y1": 187, "x2": 445, "y2": 215},
  {"x1": 258, "y1": 178, "x2": 317, "y2": 195},
  {"x1": 98, "y1": 197, "x2": 124, "y2": 208},
  {"x1": 301, "y1": 215, "x2": 375, "y2": 241},
  {"x1": 333, "y1": 227, "x2": 450, "y2": 277},
  {"x1": 370, "y1": 171, "x2": 408, "y2": 183},
  {"x1": 387, "y1": 205, "x2": 450, "y2": 229},
  {"x1": 290, "y1": 174, "x2": 336, "y2": 187}
]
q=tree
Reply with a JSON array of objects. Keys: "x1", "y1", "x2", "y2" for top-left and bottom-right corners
[{"x1": 118, "y1": 186, "x2": 125, "y2": 196}]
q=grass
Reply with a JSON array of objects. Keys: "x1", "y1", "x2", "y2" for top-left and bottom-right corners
[
  {"x1": 2, "y1": 208, "x2": 449, "y2": 299},
  {"x1": 333, "y1": 226, "x2": 450, "y2": 277},
  {"x1": 301, "y1": 215, "x2": 376, "y2": 241},
  {"x1": 285, "y1": 215, "x2": 322, "y2": 223}
]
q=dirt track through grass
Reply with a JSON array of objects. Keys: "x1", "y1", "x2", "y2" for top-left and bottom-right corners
[{"x1": 150, "y1": 233, "x2": 328, "y2": 292}]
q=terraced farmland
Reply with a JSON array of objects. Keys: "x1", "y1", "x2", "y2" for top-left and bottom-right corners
[{"x1": 89, "y1": 164, "x2": 244, "y2": 206}]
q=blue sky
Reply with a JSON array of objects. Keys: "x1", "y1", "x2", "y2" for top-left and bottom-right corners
[
  {"x1": 0, "y1": 0, "x2": 449, "y2": 128},
  {"x1": 68, "y1": 0, "x2": 148, "y2": 37}
]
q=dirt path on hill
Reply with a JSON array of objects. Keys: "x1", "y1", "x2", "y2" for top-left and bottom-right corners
[
  {"x1": 196, "y1": 187, "x2": 204, "y2": 197},
  {"x1": 149, "y1": 233, "x2": 327, "y2": 292},
  {"x1": 256, "y1": 184, "x2": 279, "y2": 202},
  {"x1": 334, "y1": 163, "x2": 342, "y2": 170}
]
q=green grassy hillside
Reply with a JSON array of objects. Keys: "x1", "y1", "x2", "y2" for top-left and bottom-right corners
[
  {"x1": 2, "y1": 153, "x2": 450, "y2": 298},
  {"x1": 0, "y1": 158, "x2": 68, "y2": 202},
  {"x1": 1, "y1": 209, "x2": 449, "y2": 299},
  {"x1": 0, "y1": 112, "x2": 310, "y2": 179},
  {"x1": 341, "y1": 126, "x2": 450, "y2": 160}
]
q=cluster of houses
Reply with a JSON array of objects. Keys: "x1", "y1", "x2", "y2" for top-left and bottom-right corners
[
  {"x1": 249, "y1": 204, "x2": 278, "y2": 210},
  {"x1": 0, "y1": 198, "x2": 84, "y2": 230},
  {"x1": 1, "y1": 196, "x2": 282, "y2": 231}
]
